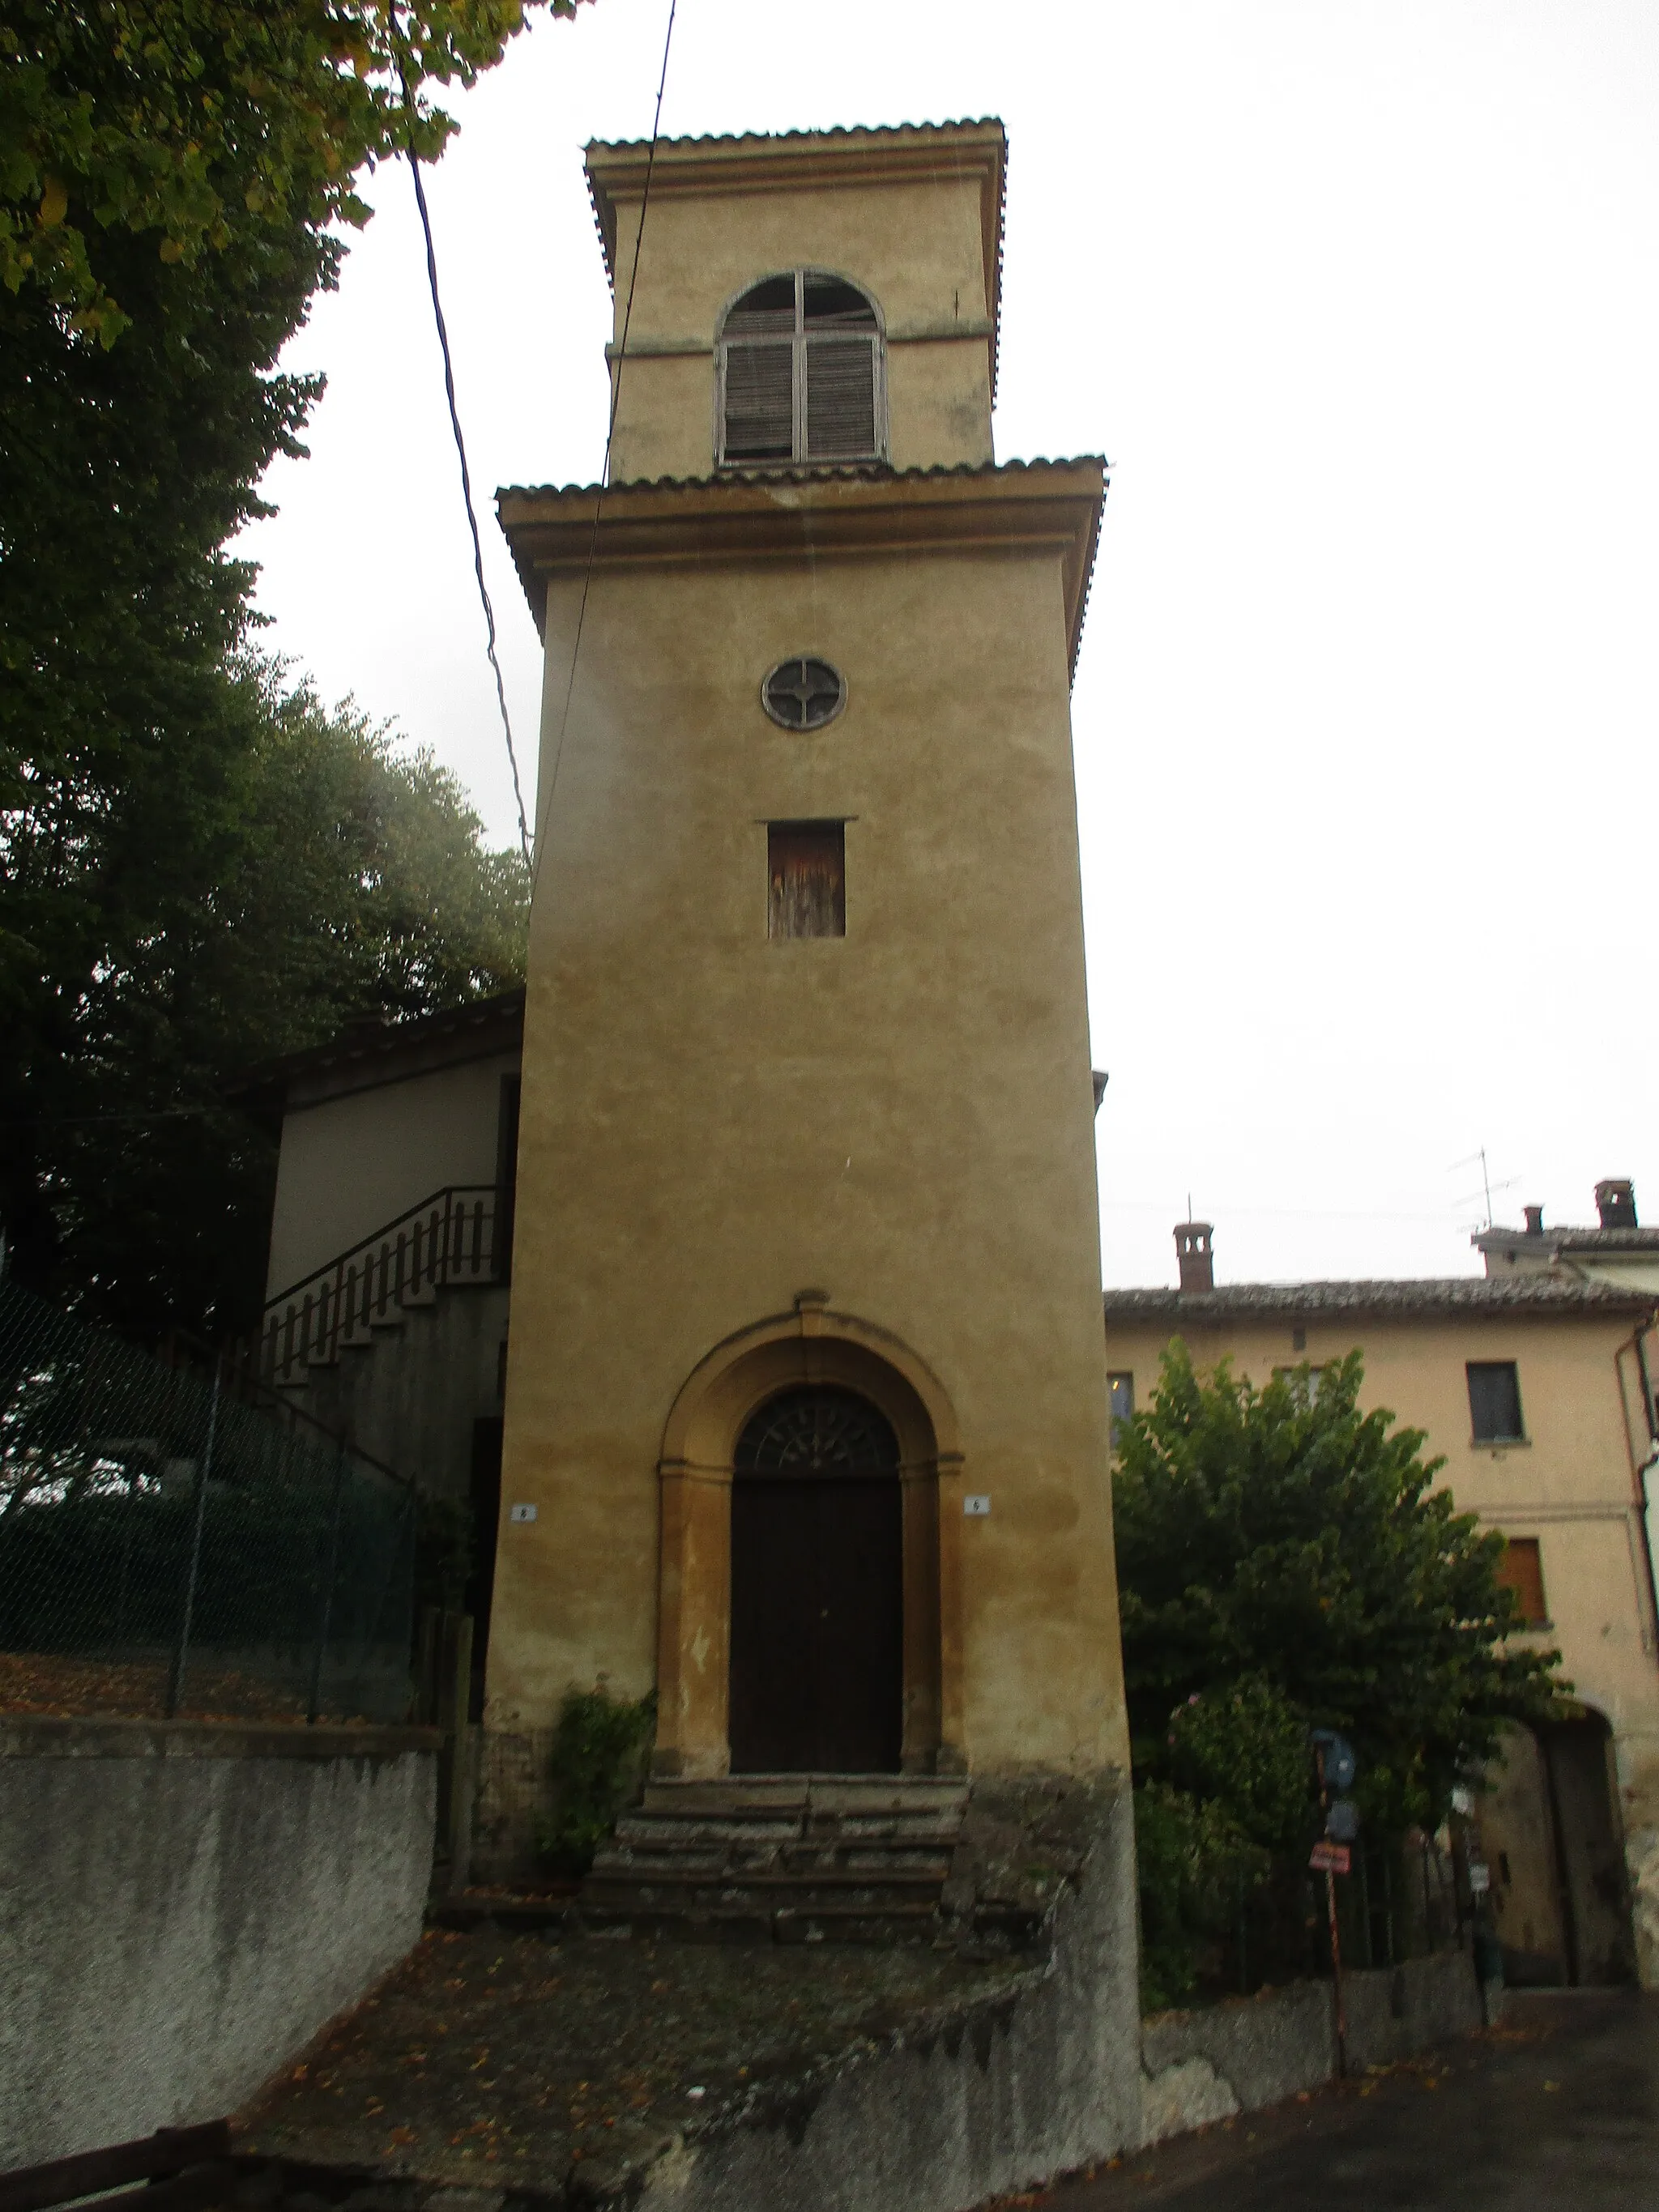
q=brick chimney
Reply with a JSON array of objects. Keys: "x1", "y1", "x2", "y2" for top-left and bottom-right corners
[
  {"x1": 1595, "y1": 1178, "x2": 1638, "y2": 1230},
  {"x1": 1175, "y1": 1221, "x2": 1214, "y2": 1294},
  {"x1": 1523, "y1": 1204, "x2": 1544, "y2": 1235}
]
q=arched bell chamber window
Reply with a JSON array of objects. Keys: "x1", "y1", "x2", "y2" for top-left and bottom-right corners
[{"x1": 717, "y1": 270, "x2": 885, "y2": 467}]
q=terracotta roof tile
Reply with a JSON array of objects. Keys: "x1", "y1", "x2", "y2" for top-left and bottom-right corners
[
  {"x1": 495, "y1": 454, "x2": 1107, "y2": 501},
  {"x1": 1102, "y1": 1277, "x2": 1656, "y2": 1320}
]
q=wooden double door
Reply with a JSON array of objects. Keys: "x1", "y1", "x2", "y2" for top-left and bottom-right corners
[{"x1": 727, "y1": 1387, "x2": 904, "y2": 1774}]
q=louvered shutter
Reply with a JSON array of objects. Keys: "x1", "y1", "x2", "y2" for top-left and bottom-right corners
[
  {"x1": 804, "y1": 338, "x2": 878, "y2": 460},
  {"x1": 723, "y1": 339, "x2": 794, "y2": 461}
]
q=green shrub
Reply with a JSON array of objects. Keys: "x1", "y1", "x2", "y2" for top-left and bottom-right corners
[
  {"x1": 534, "y1": 1684, "x2": 656, "y2": 1878},
  {"x1": 1167, "y1": 1674, "x2": 1315, "y2": 1851},
  {"x1": 1134, "y1": 1781, "x2": 1268, "y2": 2014}
]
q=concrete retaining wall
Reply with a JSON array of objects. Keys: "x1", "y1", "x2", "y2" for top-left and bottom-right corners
[
  {"x1": 567, "y1": 1775, "x2": 1145, "y2": 2212},
  {"x1": 0, "y1": 1715, "x2": 437, "y2": 2167},
  {"x1": 1141, "y1": 1946, "x2": 1483, "y2": 2142}
]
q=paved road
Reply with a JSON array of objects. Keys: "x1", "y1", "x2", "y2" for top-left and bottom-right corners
[{"x1": 1036, "y1": 1993, "x2": 1658, "y2": 2212}]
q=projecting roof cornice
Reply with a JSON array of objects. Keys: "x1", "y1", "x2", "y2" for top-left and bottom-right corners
[
  {"x1": 497, "y1": 456, "x2": 1107, "y2": 679},
  {"x1": 584, "y1": 121, "x2": 1008, "y2": 390},
  {"x1": 1101, "y1": 1278, "x2": 1658, "y2": 1322}
]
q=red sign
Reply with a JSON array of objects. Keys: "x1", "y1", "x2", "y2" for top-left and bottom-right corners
[{"x1": 1310, "y1": 1840, "x2": 1352, "y2": 1874}]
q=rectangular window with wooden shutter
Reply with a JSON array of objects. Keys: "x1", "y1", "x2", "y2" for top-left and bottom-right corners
[
  {"x1": 1494, "y1": 1536, "x2": 1548, "y2": 1627},
  {"x1": 768, "y1": 821, "x2": 846, "y2": 940},
  {"x1": 1468, "y1": 1361, "x2": 1525, "y2": 1443}
]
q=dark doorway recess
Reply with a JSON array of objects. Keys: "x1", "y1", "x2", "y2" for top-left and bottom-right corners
[
  {"x1": 728, "y1": 1387, "x2": 903, "y2": 1773},
  {"x1": 467, "y1": 1417, "x2": 504, "y2": 1722}
]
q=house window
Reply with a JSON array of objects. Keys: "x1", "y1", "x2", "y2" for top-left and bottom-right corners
[
  {"x1": 1273, "y1": 1365, "x2": 1324, "y2": 1406},
  {"x1": 719, "y1": 271, "x2": 885, "y2": 467},
  {"x1": 1107, "y1": 1372, "x2": 1134, "y2": 1450},
  {"x1": 1494, "y1": 1536, "x2": 1548, "y2": 1627},
  {"x1": 768, "y1": 822, "x2": 845, "y2": 940},
  {"x1": 1468, "y1": 1361, "x2": 1525, "y2": 1443}
]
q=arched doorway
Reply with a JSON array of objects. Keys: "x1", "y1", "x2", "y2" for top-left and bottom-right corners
[
  {"x1": 1480, "y1": 1711, "x2": 1633, "y2": 1985},
  {"x1": 727, "y1": 1386, "x2": 904, "y2": 1773},
  {"x1": 654, "y1": 1297, "x2": 962, "y2": 1779}
]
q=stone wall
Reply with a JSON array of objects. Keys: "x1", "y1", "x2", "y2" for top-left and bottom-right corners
[
  {"x1": 1140, "y1": 1946, "x2": 1483, "y2": 2142},
  {"x1": 0, "y1": 1715, "x2": 437, "y2": 2167}
]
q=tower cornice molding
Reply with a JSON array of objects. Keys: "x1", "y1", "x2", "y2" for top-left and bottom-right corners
[{"x1": 497, "y1": 457, "x2": 1106, "y2": 676}]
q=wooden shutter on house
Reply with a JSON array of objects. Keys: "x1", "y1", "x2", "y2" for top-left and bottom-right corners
[
  {"x1": 1495, "y1": 1536, "x2": 1548, "y2": 1627},
  {"x1": 768, "y1": 822, "x2": 846, "y2": 939}
]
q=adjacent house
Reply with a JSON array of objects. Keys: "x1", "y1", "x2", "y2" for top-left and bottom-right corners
[
  {"x1": 1474, "y1": 1178, "x2": 1659, "y2": 1296},
  {"x1": 1102, "y1": 1197, "x2": 1659, "y2": 1991},
  {"x1": 230, "y1": 990, "x2": 525, "y2": 1678}
]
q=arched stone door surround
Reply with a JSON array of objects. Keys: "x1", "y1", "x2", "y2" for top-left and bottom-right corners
[{"x1": 654, "y1": 1294, "x2": 964, "y2": 1779}]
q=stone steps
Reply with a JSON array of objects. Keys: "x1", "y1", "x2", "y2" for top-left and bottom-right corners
[{"x1": 582, "y1": 1773, "x2": 970, "y2": 1944}]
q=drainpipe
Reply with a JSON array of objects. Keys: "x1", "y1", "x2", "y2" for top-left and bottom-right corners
[{"x1": 1634, "y1": 1319, "x2": 1659, "y2": 1664}]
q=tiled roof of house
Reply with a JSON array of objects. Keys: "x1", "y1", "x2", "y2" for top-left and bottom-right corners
[
  {"x1": 1473, "y1": 1225, "x2": 1659, "y2": 1255},
  {"x1": 1102, "y1": 1277, "x2": 1657, "y2": 1321},
  {"x1": 227, "y1": 989, "x2": 525, "y2": 1122}
]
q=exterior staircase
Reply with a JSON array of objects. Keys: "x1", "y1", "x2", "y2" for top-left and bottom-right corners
[
  {"x1": 245, "y1": 1186, "x2": 507, "y2": 1388},
  {"x1": 582, "y1": 1774, "x2": 970, "y2": 1944},
  {"x1": 232, "y1": 1187, "x2": 512, "y2": 1502}
]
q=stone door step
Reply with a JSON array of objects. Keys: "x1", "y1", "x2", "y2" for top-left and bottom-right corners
[
  {"x1": 583, "y1": 1772, "x2": 970, "y2": 1944},
  {"x1": 642, "y1": 1774, "x2": 969, "y2": 1818}
]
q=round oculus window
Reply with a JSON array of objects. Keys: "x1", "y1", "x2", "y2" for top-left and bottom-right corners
[{"x1": 761, "y1": 656, "x2": 846, "y2": 731}]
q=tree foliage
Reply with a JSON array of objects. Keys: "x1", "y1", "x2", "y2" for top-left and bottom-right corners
[
  {"x1": 2, "y1": 0, "x2": 583, "y2": 343},
  {"x1": 1166, "y1": 1673, "x2": 1313, "y2": 1852},
  {"x1": 1, "y1": 0, "x2": 548, "y2": 1340},
  {"x1": 1113, "y1": 1342, "x2": 1563, "y2": 1838},
  {"x1": 2, "y1": 656, "x2": 527, "y2": 1345}
]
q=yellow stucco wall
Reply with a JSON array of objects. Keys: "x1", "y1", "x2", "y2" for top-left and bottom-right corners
[
  {"x1": 488, "y1": 124, "x2": 1124, "y2": 1796},
  {"x1": 592, "y1": 130, "x2": 1000, "y2": 482},
  {"x1": 1103, "y1": 1302, "x2": 1659, "y2": 1980},
  {"x1": 490, "y1": 533, "x2": 1126, "y2": 1774}
]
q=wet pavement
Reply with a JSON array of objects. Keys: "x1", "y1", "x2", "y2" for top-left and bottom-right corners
[{"x1": 1023, "y1": 1992, "x2": 1658, "y2": 2212}]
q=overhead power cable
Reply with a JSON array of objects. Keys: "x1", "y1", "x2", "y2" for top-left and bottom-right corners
[
  {"x1": 532, "y1": 0, "x2": 680, "y2": 895},
  {"x1": 401, "y1": 86, "x2": 534, "y2": 873}
]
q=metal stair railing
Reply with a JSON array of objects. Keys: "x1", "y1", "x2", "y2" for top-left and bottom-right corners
[{"x1": 254, "y1": 1186, "x2": 504, "y2": 1387}]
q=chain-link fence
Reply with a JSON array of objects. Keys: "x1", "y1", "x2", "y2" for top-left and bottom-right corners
[{"x1": 0, "y1": 1277, "x2": 416, "y2": 1724}]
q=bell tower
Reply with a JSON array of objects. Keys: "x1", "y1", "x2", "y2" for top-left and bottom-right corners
[{"x1": 490, "y1": 123, "x2": 1128, "y2": 1814}]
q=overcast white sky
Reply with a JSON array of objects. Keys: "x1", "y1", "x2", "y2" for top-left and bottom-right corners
[{"x1": 244, "y1": 0, "x2": 1659, "y2": 1290}]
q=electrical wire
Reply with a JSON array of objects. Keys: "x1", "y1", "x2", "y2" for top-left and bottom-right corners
[
  {"x1": 402, "y1": 97, "x2": 534, "y2": 872},
  {"x1": 532, "y1": 0, "x2": 679, "y2": 895}
]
